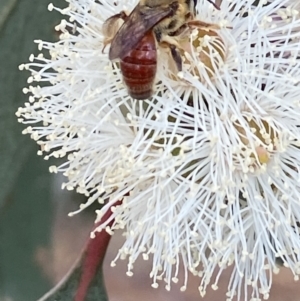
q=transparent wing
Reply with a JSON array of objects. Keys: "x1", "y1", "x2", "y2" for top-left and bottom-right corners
[{"x1": 109, "y1": 3, "x2": 177, "y2": 60}]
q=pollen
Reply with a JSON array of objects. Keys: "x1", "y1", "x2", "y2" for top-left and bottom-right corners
[
  {"x1": 233, "y1": 116, "x2": 278, "y2": 170},
  {"x1": 186, "y1": 28, "x2": 226, "y2": 80}
]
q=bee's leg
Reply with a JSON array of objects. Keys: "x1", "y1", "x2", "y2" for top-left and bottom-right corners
[
  {"x1": 169, "y1": 44, "x2": 182, "y2": 71},
  {"x1": 159, "y1": 34, "x2": 181, "y2": 49},
  {"x1": 102, "y1": 38, "x2": 113, "y2": 53},
  {"x1": 187, "y1": 20, "x2": 221, "y2": 30},
  {"x1": 154, "y1": 28, "x2": 163, "y2": 43},
  {"x1": 187, "y1": 20, "x2": 233, "y2": 30},
  {"x1": 168, "y1": 23, "x2": 190, "y2": 37},
  {"x1": 168, "y1": 19, "x2": 223, "y2": 39},
  {"x1": 159, "y1": 37, "x2": 183, "y2": 71}
]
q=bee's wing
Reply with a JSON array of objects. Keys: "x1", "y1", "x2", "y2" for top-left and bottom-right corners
[{"x1": 109, "y1": 4, "x2": 176, "y2": 60}]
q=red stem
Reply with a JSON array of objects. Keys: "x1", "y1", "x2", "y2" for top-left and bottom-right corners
[{"x1": 75, "y1": 201, "x2": 121, "y2": 301}]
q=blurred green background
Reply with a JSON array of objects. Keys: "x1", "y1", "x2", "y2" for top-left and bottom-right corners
[{"x1": 0, "y1": 1, "x2": 93, "y2": 300}]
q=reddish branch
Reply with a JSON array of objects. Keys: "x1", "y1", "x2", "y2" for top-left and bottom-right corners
[{"x1": 75, "y1": 201, "x2": 121, "y2": 301}]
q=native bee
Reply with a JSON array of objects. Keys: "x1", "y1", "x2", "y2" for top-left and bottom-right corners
[{"x1": 102, "y1": 0, "x2": 220, "y2": 100}]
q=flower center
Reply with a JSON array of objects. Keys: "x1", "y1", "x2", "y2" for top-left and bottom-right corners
[
  {"x1": 187, "y1": 28, "x2": 226, "y2": 79},
  {"x1": 164, "y1": 27, "x2": 226, "y2": 81},
  {"x1": 234, "y1": 117, "x2": 278, "y2": 170}
]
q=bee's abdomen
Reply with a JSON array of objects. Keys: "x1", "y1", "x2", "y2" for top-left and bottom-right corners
[{"x1": 120, "y1": 32, "x2": 157, "y2": 100}]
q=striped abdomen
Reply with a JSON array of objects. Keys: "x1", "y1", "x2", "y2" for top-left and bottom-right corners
[{"x1": 120, "y1": 31, "x2": 157, "y2": 100}]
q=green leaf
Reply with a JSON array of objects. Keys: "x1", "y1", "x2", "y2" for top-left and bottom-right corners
[
  {"x1": 0, "y1": 152, "x2": 54, "y2": 301},
  {"x1": 0, "y1": 0, "x2": 17, "y2": 30},
  {"x1": 38, "y1": 255, "x2": 108, "y2": 301},
  {"x1": 0, "y1": 0, "x2": 62, "y2": 208}
]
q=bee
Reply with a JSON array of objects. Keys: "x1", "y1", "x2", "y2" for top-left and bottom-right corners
[{"x1": 102, "y1": 0, "x2": 220, "y2": 100}]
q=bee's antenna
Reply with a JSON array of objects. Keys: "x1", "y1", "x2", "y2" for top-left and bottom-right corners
[{"x1": 205, "y1": 0, "x2": 220, "y2": 10}]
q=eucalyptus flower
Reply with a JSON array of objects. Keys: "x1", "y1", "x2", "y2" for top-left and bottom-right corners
[{"x1": 16, "y1": 0, "x2": 300, "y2": 300}]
